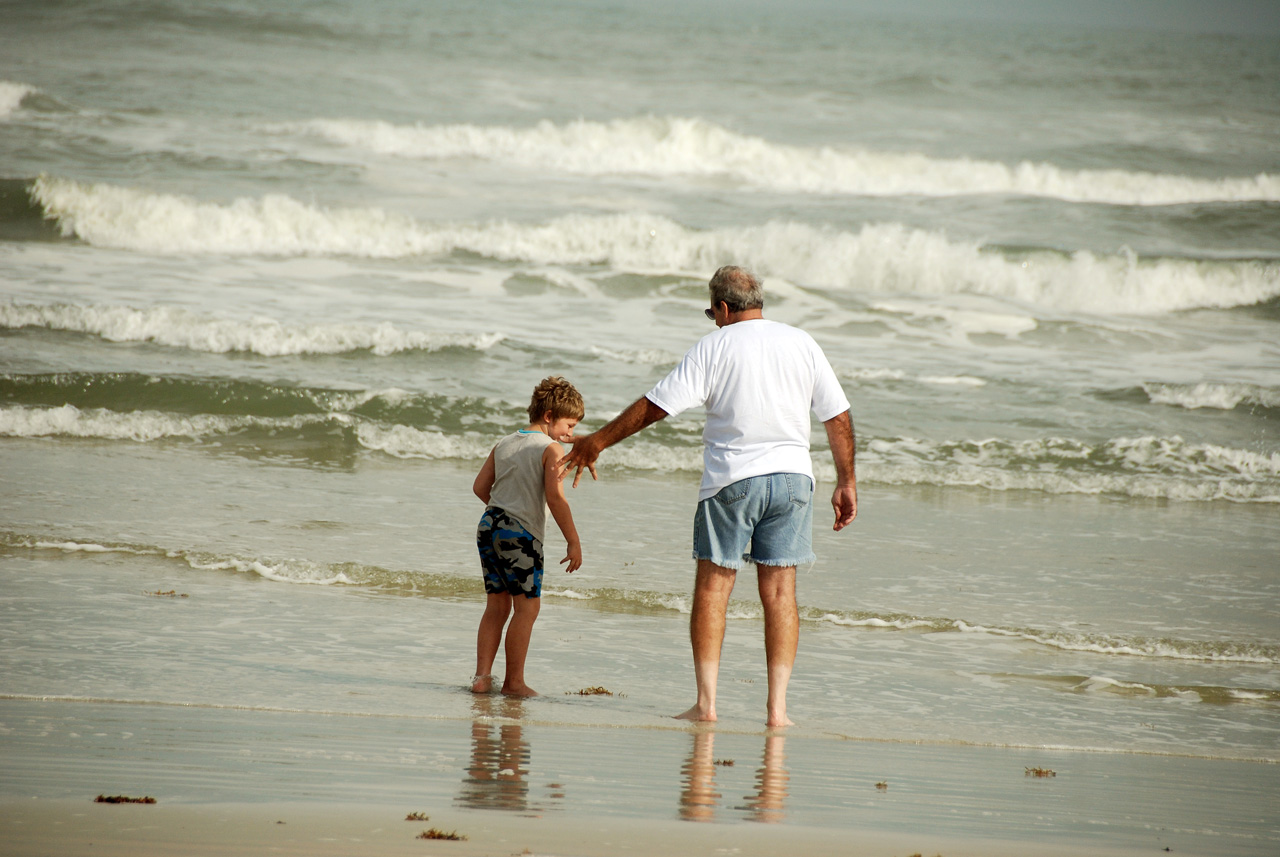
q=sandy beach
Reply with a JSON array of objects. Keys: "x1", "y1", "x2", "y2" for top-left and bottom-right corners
[{"x1": 3, "y1": 695, "x2": 1276, "y2": 857}]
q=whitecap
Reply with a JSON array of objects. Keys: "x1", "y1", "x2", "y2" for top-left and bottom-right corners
[
  {"x1": 0, "y1": 81, "x2": 34, "y2": 119},
  {"x1": 280, "y1": 115, "x2": 1280, "y2": 205}
]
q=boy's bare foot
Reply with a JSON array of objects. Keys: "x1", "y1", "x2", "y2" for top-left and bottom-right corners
[
  {"x1": 674, "y1": 704, "x2": 716, "y2": 722},
  {"x1": 501, "y1": 682, "x2": 538, "y2": 697},
  {"x1": 470, "y1": 674, "x2": 495, "y2": 693}
]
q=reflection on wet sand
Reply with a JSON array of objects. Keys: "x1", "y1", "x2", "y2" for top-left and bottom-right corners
[
  {"x1": 679, "y1": 732, "x2": 789, "y2": 823},
  {"x1": 740, "y1": 734, "x2": 789, "y2": 823},
  {"x1": 456, "y1": 694, "x2": 561, "y2": 814},
  {"x1": 678, "y1": 731, "x2": 722, "y2": 821}
]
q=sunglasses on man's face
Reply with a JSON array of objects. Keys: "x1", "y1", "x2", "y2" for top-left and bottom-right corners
[{"x1": 704, "y1": 307, "x2": 716, "y2": 320}]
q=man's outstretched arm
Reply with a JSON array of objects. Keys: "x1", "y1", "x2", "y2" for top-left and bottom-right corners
[
  {"x1": 824, "y1": 410, "x2": 857, "y2": 531},
  {"x1": 559, "y1": 396, "x2": 669, "y2": 487}
]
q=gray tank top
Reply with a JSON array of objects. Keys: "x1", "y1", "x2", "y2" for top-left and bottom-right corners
[{"x1": 488, "y1": 430, "x2": 558, "y2": 542}]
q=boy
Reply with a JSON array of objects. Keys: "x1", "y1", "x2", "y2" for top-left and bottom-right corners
[{"x1": 471, "y1": 376, "x2": 584, "y2": 696}]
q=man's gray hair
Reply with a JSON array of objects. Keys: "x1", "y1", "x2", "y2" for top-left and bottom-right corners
[{"x1": 708, "y1": 265, "x2": 764, "y2": 312}]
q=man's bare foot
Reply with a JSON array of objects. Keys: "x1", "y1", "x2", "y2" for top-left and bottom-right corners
[
  {"x1": 501, "y1": 682, "x2": 538, "y2": 697},
  {"x1": 674, "y1": 704, "x2": 717, "y2": 722},
  {"x1": 766, "y1": 711, "x2": 794, "y2": 728},
  {"x1": 470, "y1": 674, "x2": 495, "y2": 693}
]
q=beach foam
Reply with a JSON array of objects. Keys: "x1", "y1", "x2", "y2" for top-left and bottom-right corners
[
  {"x1": 0, "y1": 81, "x2": 34, "y2": 119},
  {"x1": 283, "y1": 115, "x2": 1280, "y2": 205},
  {"x1": 28, "y1": 177, "x2": 1280, "y2": 314},
  {"x1": 0, "y1": 301, "x2": 504, "y2": 356},
  {"x1": 1143, "y1": 381, "x2": 1280, "y2": 411}
]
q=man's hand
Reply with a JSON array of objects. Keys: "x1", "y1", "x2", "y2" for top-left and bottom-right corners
[
  {"x1": 558, "y1": 433, "x2": 603, "y2": 488},
  {"x1": 831, "y1": 483, "x2": 857, "y2": 531},
  {"x1": 557, "y1": 397, "x2": 669, "y2": 488}
]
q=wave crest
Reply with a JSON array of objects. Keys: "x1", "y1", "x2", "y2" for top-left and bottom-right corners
[
  {"x1": 1143, "y1": 381, "x2": 1280, "y2": 412},
  {"x1": 0, "y1": 81, "x2": 34, "y2": 119},
  {"x1": 28, "y1": 178, "x2": 1280, "y2": 314},
  {"x1": 0, "y1": 301, "x2": 503, "y2": 356},
  {"x1": 285, "y1": 115, "x2": 1280, "y2": 205}
]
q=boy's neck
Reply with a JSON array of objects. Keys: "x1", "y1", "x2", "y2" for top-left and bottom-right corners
[{"x1": 522, "y1": 422, "x2": 550, "y2": 435}]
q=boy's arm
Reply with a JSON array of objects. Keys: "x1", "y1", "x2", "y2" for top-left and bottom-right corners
[
  {"x1": 543, "y1": 443, "x2": 582, "y2": 572},
  {"x1": 473, "y1": 449, "x2": 496, "y2": 504}
]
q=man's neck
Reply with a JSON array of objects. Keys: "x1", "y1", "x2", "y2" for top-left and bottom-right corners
[{"x1": 723, "y1": 308, "x2": 764, "y2": 326}]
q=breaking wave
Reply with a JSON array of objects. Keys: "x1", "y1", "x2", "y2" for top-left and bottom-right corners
[
  {"x1": 283, "y1": 115, "x2": 1280, "y2": 205},
  {"x1": 0, "y1": 301, "x2": 504, "y2": 356},
  {"x1": 0, "y1": 81, "x2": 34, "y2": 119},
  {"x1": 27, "y1": 177, "x2": 1280, "y2": 314}
]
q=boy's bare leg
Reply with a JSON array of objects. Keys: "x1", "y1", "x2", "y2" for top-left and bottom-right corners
[
  {"x1": 473, "y1": 592, "x2": 512, "y2": 692},
  {"x1": 758, "y1": 564, "x2": 798, "y2": 727},
  {"x1": 501, "y1": 594, "x2": 541, "y2": 697},
  {"x1": 675, "y1": 560, "x2": 737, "y2": 722}
]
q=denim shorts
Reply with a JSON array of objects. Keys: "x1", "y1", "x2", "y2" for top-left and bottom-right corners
[{"x1": 692, "y1": 473, "x2": 815, "y2": 570}]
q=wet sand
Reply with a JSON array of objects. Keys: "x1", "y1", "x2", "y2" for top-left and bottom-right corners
[{"x1": 1, "y1": 696, "x2": 1275, "y2": 857}]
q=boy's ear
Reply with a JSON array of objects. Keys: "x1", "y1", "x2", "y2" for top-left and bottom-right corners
[{"x1": 541, "y1": 411, "x2": 554, "y2": 424}]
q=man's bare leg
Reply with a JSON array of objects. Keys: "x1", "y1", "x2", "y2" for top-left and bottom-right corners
[
  {"x1": 501, "y1": 594, "x2": 541, "y2": 697},
  {"x1": 472, "y1": 592, "x2": 512, "y2": 692},
  {"x1": 758, "y1": 564, "x2": 798, "y2": 727},
  {"x1": 675, "y1": 560, "x2": 737, "y2": 722}
]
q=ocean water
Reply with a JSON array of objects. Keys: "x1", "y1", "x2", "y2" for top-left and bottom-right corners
[{"x1": 2, "y1": 0, "x2": 1278, "y2": 808}]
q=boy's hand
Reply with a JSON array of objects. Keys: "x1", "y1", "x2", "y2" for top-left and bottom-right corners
[{"x1": 560, "y1": 542, "x2": 582, "y2": 573}]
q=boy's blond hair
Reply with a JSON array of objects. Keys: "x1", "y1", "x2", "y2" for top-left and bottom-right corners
[{"x1": 527, "y1": 376, "x2": 585, "y2": 423}]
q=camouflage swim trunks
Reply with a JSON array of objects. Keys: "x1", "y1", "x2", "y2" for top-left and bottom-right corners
[{"x1": 476, "y1": 506, "x2": 544, "y2": 598}]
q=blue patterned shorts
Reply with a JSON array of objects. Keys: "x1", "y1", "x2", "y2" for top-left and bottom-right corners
[{"x1": 476, "y1": 506, "x2": 544, "y2": 598}]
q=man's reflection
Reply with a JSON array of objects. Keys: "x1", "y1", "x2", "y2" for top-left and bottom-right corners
[
  {"x1": 456, "y1": 694, "x2": 533, "y2": 812},
  {"x1": 678, "y1": 730, "x2": 722, "y2": 821},
  {"x1": 678, "y1": 732, "x2": 789, "y2": 823},
  {"x1": 741, "y1": 734, "x2": 788, "y2": 823}
]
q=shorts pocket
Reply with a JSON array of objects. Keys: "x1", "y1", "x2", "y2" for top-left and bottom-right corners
[
  {"x1": 787, "y1": 474, "x2": 813, "y2": 506},
  {"x1": 713, "y1": 479, "x2": 751, "y2": 506}
]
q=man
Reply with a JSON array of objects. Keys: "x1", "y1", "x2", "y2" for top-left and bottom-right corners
[{"x1": 560, "y1": 265, "x2": 857, "y2": 727}]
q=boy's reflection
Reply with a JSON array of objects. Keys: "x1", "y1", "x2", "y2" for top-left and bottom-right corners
[
  {"x1": 456, "y1": 694, "x2": 536, "y2": 812},
  {"x1": 678, "y1": 731, "x2": 789, "y2": 823}
]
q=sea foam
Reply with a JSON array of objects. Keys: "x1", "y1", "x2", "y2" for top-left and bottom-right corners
[
  {"x1": 0, "y1": 301, "x2": 504, "y2": 356},
  {"x1": 0, "y1": 81, "x2": 34, "y2": 119},
  {"x1": 0, "y1": 404, "x2": 333, "y2": 442},
  {"x1": 29, "y1": 177, "x2": 1280, "y2": 315},
  {"x1": 1143, "y1": 381, "x2": 1280, "y2": 411},
  {"x1": 285, "y1": 115, "x2": 1280, "y2": 205}
]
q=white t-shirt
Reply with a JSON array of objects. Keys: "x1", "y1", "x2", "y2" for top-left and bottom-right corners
[{"x1": 646, "y1": 319, "x2": 849, "y2": 501}]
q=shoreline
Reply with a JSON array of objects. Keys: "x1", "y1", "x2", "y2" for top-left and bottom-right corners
[{"x1": 3, "y1": 692, "x2": 1275, "y2": 765}]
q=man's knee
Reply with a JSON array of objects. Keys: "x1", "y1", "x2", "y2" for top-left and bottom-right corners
[
  {"x1": 756, "y1": 564, "x2": 796, "y2": 602},
  {"x1": 694, "y1": 560, "x2": 736, "y2": 598}
]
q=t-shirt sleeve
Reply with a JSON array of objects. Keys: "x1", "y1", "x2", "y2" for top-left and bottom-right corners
[
  {"x1": 645, "y1": 339, "x2": 710, "y2": 418},
  {"x1": 809, "y1": 339, "x2": 850, "y2": 422}
]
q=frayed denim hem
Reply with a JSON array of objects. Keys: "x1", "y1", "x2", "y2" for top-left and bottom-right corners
[
  {"x1": 691, "y1": 551, "x2": 746, "y2": 571},
  {"x1": 747, "y1": 553, "x2": 817, "y2": 569},
  {"x1": 692, "y1": 552, "x2": 816, "y2": 570}
]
